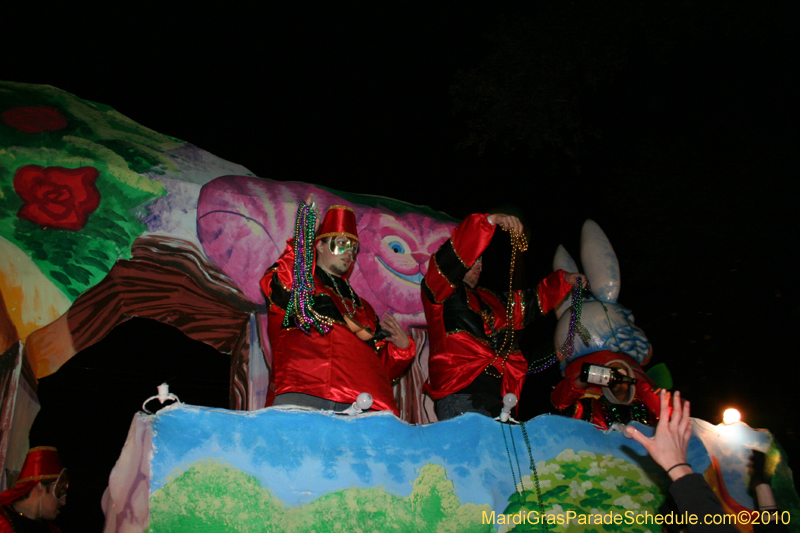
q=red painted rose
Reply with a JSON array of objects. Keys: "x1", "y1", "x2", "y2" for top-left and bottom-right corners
[
  {"x1": 14, "y1": 165, "x2": 101, "y2": 231},
  {"x1": 2, "y1": 106, "x2": 68, "y2": 134}
]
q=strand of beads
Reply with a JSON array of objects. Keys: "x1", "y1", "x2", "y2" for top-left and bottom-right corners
[
  {"x1": 283, "y1": 203, "x2": 333, "y2": 335},
  {"x1": 500, "y1": 423, "x2": 520, "y2": 495},
  {"x1": 556, "y1": 283, "x2": 584, "y2": 362},
  {"x1": 497, "y1": 228, "x2": 528, "y2": 355},
  {"x1": 526, "y1": 353, "x2": 559, "y2": 374},
  {"x1": 322, "y1": 269, "x2": 357, "y2": 317},
  {"x1": 520, "y1": 422, "x2": 549, "y2": 533},
  {"x1": 483, "y1": 227, "x2": 528, "y2": 378},
  {"x1": 525, "y1": 282, "x2": 590, "y2": 375}
]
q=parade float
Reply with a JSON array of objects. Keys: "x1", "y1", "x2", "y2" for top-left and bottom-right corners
[{"x1": 1, "y1": 82, "x2": 797, "y2": 532}]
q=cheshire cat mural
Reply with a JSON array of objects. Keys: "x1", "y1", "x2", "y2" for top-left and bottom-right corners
[
  {"x1": 195, "y1": 175, "x2": 456, "y2": 331},
  {"x1": 0, "y1": 82, "x2": 454, "y2": 488}
]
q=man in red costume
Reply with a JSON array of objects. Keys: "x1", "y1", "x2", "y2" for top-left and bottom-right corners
[
  {"x1": 260, "y1": 202, "x2": 415, "y2": 415},
  {"x1": 551, "y1": 351, "x2": 662, "y2": 429},
  {"x1": 422, "y1": 213, "x2": 585, "y2": 420},
  {"x1": 0, "y1": 446, "x2": 67, "y2": 533}
]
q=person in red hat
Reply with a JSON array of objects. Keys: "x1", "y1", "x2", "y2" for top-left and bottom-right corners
[
  {"x1": 551, "y1": 351, "x2": 662, "y2": 429},
  {"x1": 260, "y1": 199, "x2": 415, "y2": 415},
  {"x1": 422, "y1": 213, "x2": 585, "y2": 420},
  {"x1": 0, "y1": 446, "x2": 67, "y2": 532}
]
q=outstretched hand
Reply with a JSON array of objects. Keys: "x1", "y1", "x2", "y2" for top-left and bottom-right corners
[
  {"x1": 381, "y1": 312, "x2": 410, "y2": 350},
  {"x1": 304, "y1": 194, "x2": 321, "y2": 229},
  {"x1": 564, "y1": 272, "x2": 588, "y2": 288},
  {"x1": 624, "y1": 390, "x2": 693, "y2": 481},
  {"x1": 489, "y1": 214, "x2": 524, "y2": 234}
]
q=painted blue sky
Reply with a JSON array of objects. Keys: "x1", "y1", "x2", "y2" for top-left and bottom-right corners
[{"x1": 150, "y1": 405, "x2": 716, "y2": 513}]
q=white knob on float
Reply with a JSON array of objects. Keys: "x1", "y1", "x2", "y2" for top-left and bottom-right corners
[
  {"x1": 142, "y1": 383, "x2": 181, "y2": 414},
  {"x1": 503, "y1": 393, "x2": 518, "y2": 411},
  {"x1": 342, "y1": 392, "x2": 373, "y2": 416},
  {"x1": 157, "y1": 383, "x2": 171, "y2": 403},
  {"x1": 500, "y1": 393, "x2": 518, "y2": 423},
  {"x1": 356, "y1": 393, "x2": 373, "y2": 411}
]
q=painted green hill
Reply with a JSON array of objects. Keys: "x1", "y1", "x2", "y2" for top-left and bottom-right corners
[{"x1": 147, "y1": 459, "x2": 493, "y2": 533}]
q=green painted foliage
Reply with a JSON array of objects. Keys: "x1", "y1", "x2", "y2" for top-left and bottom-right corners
[
  {"x1": 502, "y1": 450, "x2": 666, "y2": 533},
  {"x1": 147, "y1": 460, "x2": 493, "y2": 533},
  {"x1": 0, "y1": 82, "x2": 174, "y2": 300},
  {"x1": 148, "y1": 459, "x2": 285, "y2": 533}
]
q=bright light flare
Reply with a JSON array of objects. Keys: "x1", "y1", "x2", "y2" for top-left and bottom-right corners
[{"x1": 722, "y1": 408, "x2": 741, "y2": 425}]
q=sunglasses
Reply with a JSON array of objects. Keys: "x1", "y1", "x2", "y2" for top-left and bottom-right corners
[{"x1": 328, "y1": 237, "x2": 359, "y2": 256}]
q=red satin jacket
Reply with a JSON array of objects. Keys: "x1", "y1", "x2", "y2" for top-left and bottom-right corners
[
  {"x1": 421, "y1": 213, "x2": 572, "y2": 402},
  {"x1": 260, "y1": 239, "x2": 415, "y2": 415}
]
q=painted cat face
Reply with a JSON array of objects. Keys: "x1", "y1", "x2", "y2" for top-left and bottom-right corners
[
  {"x1": 197, "y1": 176, "x2": 457, "y2": 329},
  {"x1": 350, "y1": 211, "x2": 454, "y2": 320}
]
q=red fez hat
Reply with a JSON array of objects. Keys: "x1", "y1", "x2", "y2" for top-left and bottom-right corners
[
  {"x1": 316, "y1": 205, "x2": 358, "y2": 243},
  {"x1": 0, "y1": 446, "x2": 64, "y2": 506}
]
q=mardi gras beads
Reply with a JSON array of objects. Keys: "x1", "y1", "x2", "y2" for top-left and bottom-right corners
[
  {"x1": 284, "y1": 202, "x2": 334, "y2": 335},
  {"x1": 526, "y1": 282, "x2": 590, "y2": 375},
  {"x1": 322, "y1": 269, "x2": 357, "y2": 317},
  {"x1": 483, "y1": 227, "x2": 528, "y2": 378}
]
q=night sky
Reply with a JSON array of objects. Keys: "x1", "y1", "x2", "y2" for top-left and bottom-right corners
[{"x1": 5, "y1": 2, "x2": 797, "y2": 530}]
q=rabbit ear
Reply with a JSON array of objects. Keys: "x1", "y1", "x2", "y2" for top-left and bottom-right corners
[
  {"x1": 580, "y1": 219, "x2": 620, "y2": 303},
  {"x1": 553, "y1": 244, "x2": 578, "y2": 319}
]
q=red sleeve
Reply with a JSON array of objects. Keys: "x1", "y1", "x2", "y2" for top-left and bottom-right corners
[
  {"x1": 0, "y1": 515, "x2": 12, "y2": 533},
  {"x1": 451, "y1": 213, "x2": 495, "y2": 264},
  {"x1": 377, "y1": 336, "x2": 417, "y2": 380},
  {"x1": 423, "y1": 213, "x2": 496, "y2": 303},
  {"x1": 551, "y1": 376, "x2": 587, "y2": 410},
  {"x1": 572, "y1": 401, "x2": 585, "y2": 420},
  {"x1": 536, "y1": 269, "x2": 572, "y2": 314},
  {"x1": 637, "y1": 381, "x2": 664, "y2": 423},
  {"x1": 260, "y1": 239, "x2": 297, "y2": 304}
]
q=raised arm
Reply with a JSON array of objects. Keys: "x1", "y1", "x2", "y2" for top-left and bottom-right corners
[
  {"x1": 550, "y1": 374, "x2": 590, "y2": 410},
  {"x1": 260, "y1": 239, "x2": 297, "y2": 308},
  {"x1": 422, "y1": 213, "x2": 496, "y2": 303},
  {"x1": 625, "y1": 390, "x2": 738, "y2": 533},
  {"x1": 624, "y1": 390, "x2": 691, "y2": 478}
]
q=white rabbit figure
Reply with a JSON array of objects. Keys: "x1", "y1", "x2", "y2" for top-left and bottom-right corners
[{"x1": 553, "y1": 220, "x2": 651, "y2": 373}]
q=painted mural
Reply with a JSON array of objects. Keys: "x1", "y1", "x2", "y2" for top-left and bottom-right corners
[
  {"x1": 196, "y1": 176, "x2": 456, "y2": 332},
  {"x1": 0, "y1": 82, "x2": 455, "y2": 487},
  {"x1": 3, "y1": 83, "x2": 798, "y2": 533},
  {"x1": 0, "y1": 83, "x2": 455, "y2": 382},
  {"x1": 99, "y1": 405, "x2": 799, "y2": 533},
  {"x1": 0, "y1": 82, "x2": 251, "y2": 368}
]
